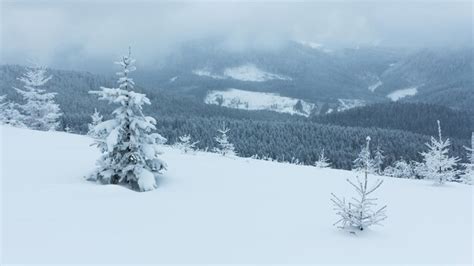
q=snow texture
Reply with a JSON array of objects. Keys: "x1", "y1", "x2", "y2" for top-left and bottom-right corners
[
  {"x1": 297, "y1": 41, "x2": 333, "y2": 53},
  {"x1": 368, "y1": 80, "x2": 382, "y2": 92},
  {"x1": 387, "y1": 87, "x2": 418, "y2": 101},
  {"x1": 223, "y1": 64, "x2": 291, "y2": 82},
  {"x1": 193, "y1": 64, "x2": 291, "y2": 82},
  {"x1": 205, "y1": 88, "x2": 315, "y2": 117},
  {"x1": 2, "y1": 126, "x2": 472, "y2": 264},
  {"x1": 336, "y1": 99, "x2": 366, "y2": 112}
]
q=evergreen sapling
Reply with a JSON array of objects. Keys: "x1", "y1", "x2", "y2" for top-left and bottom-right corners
[{"x1": 88, "y1": 48, "x2": 166, "y2": 192}]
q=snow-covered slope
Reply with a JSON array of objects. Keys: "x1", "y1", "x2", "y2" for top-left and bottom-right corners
[
  {"x1": 205, "y1": 88, "x2": 315, "y2": 116},
  {"x1": 336, "y1": 98, "x2": 366, "y2": 112},
  {"x1": 193, "y1": 64, "x2": 291, "y2": 82},
  {"x1": 223, "y1": 64, "x2": 291, "y2": 82},
  {"x1": 387, "y1": 86, "x2": 419, "y2": 101},
  {"x1": 2, "y1": 126, "x2": 472, "y2": 264},
  {"x1": 368, "y1": 80, "x2": 383, "y2": 92},
  {"x1": 297, "y1": 41, "x2": 333, "y2": 53}
]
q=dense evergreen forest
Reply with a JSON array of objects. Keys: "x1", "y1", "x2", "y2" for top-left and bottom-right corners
[
  {"x1": 1, "y1": 65, "x2": 471, "y2": 170},
  {"x1": 313, "y1": 102, "x2": 474, "y2": 139}
]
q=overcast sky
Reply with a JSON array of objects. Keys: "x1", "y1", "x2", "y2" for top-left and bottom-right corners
[{"x1": 1, "y1": 0, "x2": 472, "y2": 70}]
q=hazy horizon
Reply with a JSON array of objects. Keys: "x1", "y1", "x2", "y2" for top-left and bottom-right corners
[{"x1": 1, "y1": 0, "x2": 472, "y2": 72}]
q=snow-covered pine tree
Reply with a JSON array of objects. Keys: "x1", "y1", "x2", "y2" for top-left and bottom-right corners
[
  {"x1": 13, "y1": 65, "x2": 62, "y2": 131},
  {"x1": 88, "y1": 48, "x2": 167, "y2": 192},
  {"x1": 460, "y1": 132, "x2": 473, "y2": 185},
  {"x1": 416, "y1": 120, "x2": 460, "y2": 185},
  {"x1": 383, "y1": 158, "x2": 415, "y2": 179},
  {"x1": 176, "y1": 134, "x2": 199, "y2": 154},
  {"x1": 87, "y1": 108, "x2": 103, "y2": 138},
  {"x1": 214, "y1": 122, "x2": 236, "y2": 156},
  {"x1": 353, "y1": 136, "x2": 376, "y2": 174},
  {"x1": 373, "y1": 146, "x2": 385, "y2": 175},
  {"x1": 331, "y1": 138, "x2": 387, "y2": 231},
  {"x1": 0, "y1": 95, "x2": 25, "y2": 127},
  {"x1": 315, "y1": 148, "x2": 331, "y2": 168}
]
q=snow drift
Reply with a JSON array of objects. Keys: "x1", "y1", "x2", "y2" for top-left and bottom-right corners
[{"x1": 1, "y1": 126, "x2": 472, "y2": 264}]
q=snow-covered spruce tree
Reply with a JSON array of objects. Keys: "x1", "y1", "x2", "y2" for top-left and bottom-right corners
[
  {"x1": 331, "y1": 139, "x2": 387, "y2": 231},
  {"x1": 383, "y1": 158, "x2": 415, "y2": 179},
  {"x1": 87, "y1": 108, "x2": 103, "y2": 138},
  {"x1": 88, "y1": 48, "x2": 166, "y2": 192},
  {"x1": 315, "y1": 149, "x2": 331, "y2": 168},
  {"x1": 176, "y1": 134, "x2": 199, "y2": 154},
  {"x1": 214, "y1": 122, "x2": 236, "y2": 156},
  {"x1": 13, "y1": 65, "x2": 62, "y2": 131},
  {"x1": 0, "y1": 95, "x2": 25, "y2": 127},
  {"x1": 460, "y1": 132, "x2": 473, "y2": 185},
  {"x1": 353, "y1": 136, "x2": 376, "y2": 174},
  {"x1": 373, "y1": 146, "x2": 385, "y2": 175},
  {"x1": 416, "y1": 120, "x2": 460, "y2": 185}
]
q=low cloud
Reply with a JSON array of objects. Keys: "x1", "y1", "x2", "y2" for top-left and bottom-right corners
[{"x1": 1, "y1": 1, "x2": 471, "y2": 70}]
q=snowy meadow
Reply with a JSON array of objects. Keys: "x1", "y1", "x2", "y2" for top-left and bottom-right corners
[
  {"x1": 1, "y1": 1, "x2": 473, "y2": 265},
  {"x1": 2, "y1": 125, "x2": 472, "y2": 264}
]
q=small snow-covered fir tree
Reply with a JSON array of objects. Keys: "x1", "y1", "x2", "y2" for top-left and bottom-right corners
[
  {"x1": 13, "y1": 65, "x2": 62, "y2": 131},
  {"x1": 88, "y1": 48, "x2": 166, "y2": 192},
  {"x1": 383, "y1": 158, "x2": 415, "y2": 179},
  {"x1": 373, "y1": 146, "x2": 385, "y2": 175},
  {"x1": 331, "y1": 139, "x2": 387, "y2": 231},
  {"x1": 87, "y1": 108, "x2": 103, "y2": 138},
  {"x1": 176, "y1": 134, "x2": 199, "y2": 154},
  {"x1": 353, "y1": 136, "x2": 376, "y2": 174},
  {"x1": 0, "y1": 95, "x2": 25, "y2": 127},
  {"x1": 416, "y1": 120, "x2": 460, "y2": 185},
  {"x1": 315, "y1": 149, "x2": 331, "y2": 168},
  {"x1": 460, "y1": 132, "x2": 473, "y2": 185},
  {"x1": 214, "y1": 122, "x2": 236, "y2": 156}
]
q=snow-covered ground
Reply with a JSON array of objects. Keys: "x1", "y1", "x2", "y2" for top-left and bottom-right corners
[
  {"x1": 169, "y1": 76, "x2": 178, "y2": 83},
  {"x1": 193, "y1": 64, "x2": 291, "y2": 82},
  {"x1": 192, "y1": 68, "x2": 226, "y2": 80},
  {"x1": 1, "y1": 126, "x2": 472, "y2": 264},
  {"x1": 297, "y1": 40, "x2": 333, "y2": 53},
  {"x1": 223, "y1": 64, "x2": 291, "y2": 82},
  {"x1": 205, "y1": 88, "x2": 315, "y2": 116},
  {"x1": 336, "y1": 98, "x2": 366, "y2": 112},
  {"x1": 368, "y1": 80, "x2": 383, "y2": 92},
  {"x1": 387, "y1": 87, "x2": 419, "y2": 101}
]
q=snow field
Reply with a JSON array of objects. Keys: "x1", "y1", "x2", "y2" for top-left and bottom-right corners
[{"x1": 1, "y1": 126, "x2": 472, "y2": 264}]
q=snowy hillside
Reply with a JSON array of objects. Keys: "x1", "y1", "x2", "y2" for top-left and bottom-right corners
[
  {"x1": 387, "y1": 86, "x2": 419, "y2": 101},
  {"x1": 2, "y1": 126, "x2": 472, "y2": 264},
  {"x1": 205, "y1": 88, "x2": 315, "y2": 116},
  {"x1": 296, "y1": 40, "x2": 333, "y2": 53},
  {"x1": 336, "y1": 98, "x2": 366, "y2": 112},
  {"x1": 193, "y1": 64, "x2": 291, "y2": 82}
]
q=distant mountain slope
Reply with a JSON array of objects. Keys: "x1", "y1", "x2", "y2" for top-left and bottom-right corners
[
  {"x1": 313, "y1": 102, "x2": 474, "y2": 139},
  {"x1": 0, "y1": 65, "x2": 470, "y2": 169}
]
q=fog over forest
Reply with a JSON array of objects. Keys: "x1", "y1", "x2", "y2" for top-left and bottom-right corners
[{"x1": 1, "y1": 1, "x2": 471, "y2": 72}]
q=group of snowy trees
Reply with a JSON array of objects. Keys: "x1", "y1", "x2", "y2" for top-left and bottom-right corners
[
  {"x1": 171, "y1": 122, "x2": 236, "y2": 156},
  {"x1": 0, "y1": 65, "x2": 62, "y2": 130},
  {"x1": 330, "y1": 124, "x2": 473, "y2": 232},
  {"x1": 347, "y1": 121, "x2": 472, "y2": 185}
]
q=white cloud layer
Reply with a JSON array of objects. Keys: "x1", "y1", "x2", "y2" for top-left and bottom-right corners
[{"x1": 1, "y1": 0, "x2": 471, "y2": 69}]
